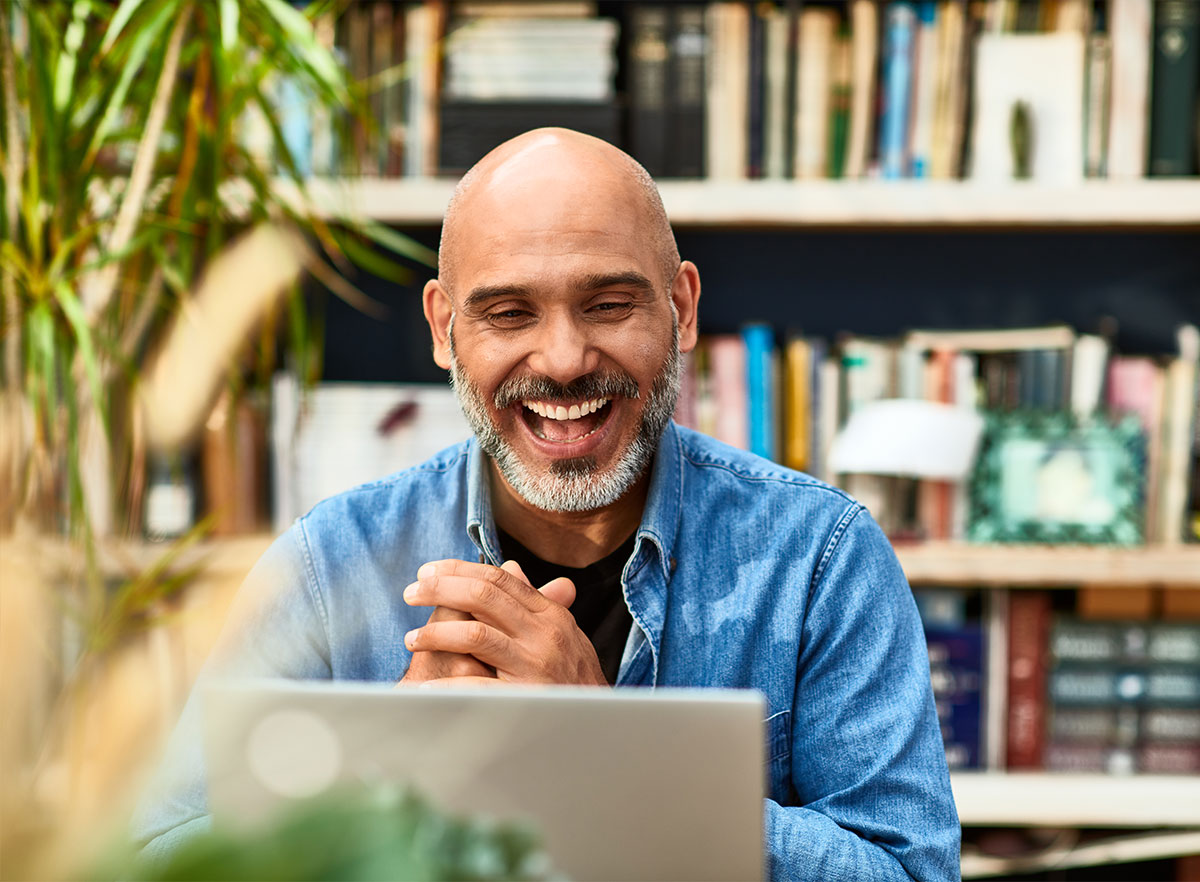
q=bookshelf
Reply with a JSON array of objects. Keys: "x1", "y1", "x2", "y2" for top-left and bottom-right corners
[
  {"x1": 283, "y1": 177, "x2": 1200, "y2": 228},
  {"x1": 952, "y1": 771, "x2": 1200, "y2": 826}
]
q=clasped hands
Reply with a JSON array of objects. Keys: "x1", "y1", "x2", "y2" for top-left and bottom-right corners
[{"x1": 397, "y1": 559, "x2": 608, "y2": 688}]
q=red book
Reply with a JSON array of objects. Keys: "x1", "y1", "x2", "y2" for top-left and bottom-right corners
[{"x1": 1006, "y1": 591, "x2": 1052, "y2": 770}]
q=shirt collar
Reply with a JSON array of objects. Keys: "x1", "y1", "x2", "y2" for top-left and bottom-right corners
[{"x1": 464, "y1": 421, "x2": 684, "y2": 581}]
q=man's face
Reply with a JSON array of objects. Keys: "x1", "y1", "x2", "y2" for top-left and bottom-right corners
[{"x1": 439, "y1": 174, "x2": 684, "y2": 513}]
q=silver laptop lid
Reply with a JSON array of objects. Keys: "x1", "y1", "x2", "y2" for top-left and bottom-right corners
[{"x1": 204, "y1": 681, "x2": 765, "y2": 882}]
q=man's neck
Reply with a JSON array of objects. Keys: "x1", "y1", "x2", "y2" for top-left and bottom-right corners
[{"x1": 487, "y1": 461, "x2": 648, "y2": 568}]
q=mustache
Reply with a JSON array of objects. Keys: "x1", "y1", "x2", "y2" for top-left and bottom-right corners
[{"x1": 493, "y1": 369, "x2": 641, "y2": 409}]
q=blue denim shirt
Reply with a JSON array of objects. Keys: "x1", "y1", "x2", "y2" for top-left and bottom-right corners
[{"x1": 134, "y1": 422, "x2": 960, "y2": 881}]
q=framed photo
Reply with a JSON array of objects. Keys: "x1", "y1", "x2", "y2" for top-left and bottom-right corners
[{"x1": 968, "y1": 412, "x2": 1145, "y2": 545}]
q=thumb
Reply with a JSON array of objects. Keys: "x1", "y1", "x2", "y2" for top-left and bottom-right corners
[
  {"x1": 500, "y1": 559, "x2": 531, "y2": 585},
  {"x1": 539, "y1": 577, "x2": 576, "y2": 609}
]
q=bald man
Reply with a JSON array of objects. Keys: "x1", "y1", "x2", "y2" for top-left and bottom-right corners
[{"x1": 134, "y1": 130, "x2": 959, "y2": 880}]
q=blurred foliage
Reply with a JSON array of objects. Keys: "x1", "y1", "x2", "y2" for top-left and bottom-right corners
[
  {"x1": 94, "y1": 786, "x2": 558, "y2": 882},
  {"x1": 0, "y1": 0, "x2": 430, "y2": 653},
  {"x1": 0, "y1": 0, "x2": 422, "y2": 542}
]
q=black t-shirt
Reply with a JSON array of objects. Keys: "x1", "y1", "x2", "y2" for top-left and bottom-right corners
[{"x1": 496, "y1": 529, "x2": 636, "y2": 685}]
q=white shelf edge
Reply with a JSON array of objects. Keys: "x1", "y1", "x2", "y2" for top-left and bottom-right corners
[
  {"x1": 896, "y1": 542, "x2": 1200, "y2": 588},
  {"x1": 276, "y1": 178, "x2": 1200, "y2": 227},
  {"x1": 962, "y1": 829, "x2": 1200, "y2": 879},
  {"x1": 953, "y1": 772, "x2": 1200, "y2": 827}
]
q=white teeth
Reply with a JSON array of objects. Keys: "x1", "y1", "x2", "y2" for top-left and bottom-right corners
[{"x1": 521, "y1": 397, "x2": 612, "y2": 420}]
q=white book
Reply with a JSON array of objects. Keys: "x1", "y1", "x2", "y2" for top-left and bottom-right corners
[
  {"x1": 970, "y1": 33, "x2": 1085, "y2": 184},
  {"x1": 1159, "y1": 325, "x2": 1200, "y2": 544},
  {"x1": 1106, "y1": 0, "x2": 1152, "y2": 178},
  {"x1": 275, "y1": 381, "x2": 472, "y2": 528},
  {"x1": 1070, "y1": 334, "x2": 1110, "y2": 419},
  {"x1": 909, "y1": 2, "x2": 940, "y2": 177},
  {"x1": 844, "y1": 0, "x2": 880, "y2": 179},
  {"x1": 706, "y1": 3, "x2": 750, "y2": 180},
  {"x1": 795, "y1": 8, "x2": 837, "y2": 179}
]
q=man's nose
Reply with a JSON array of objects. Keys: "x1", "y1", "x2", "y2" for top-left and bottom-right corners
[{"x1": 526, "y1": 314, "x2": 599, "y2": 384}]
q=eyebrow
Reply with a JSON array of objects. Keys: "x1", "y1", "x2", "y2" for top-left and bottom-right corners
[{"x1": 462, "y1": 271, "x2": 658, "y2": 311}]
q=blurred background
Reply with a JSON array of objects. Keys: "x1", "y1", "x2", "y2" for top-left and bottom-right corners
[{"x1": 0, "y1": 0, "x2": 1198, "y2": 879}]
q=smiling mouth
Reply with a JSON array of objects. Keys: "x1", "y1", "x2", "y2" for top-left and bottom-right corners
[{"x1": 519, "y1": 397, "x2": 613, "y2": 442}]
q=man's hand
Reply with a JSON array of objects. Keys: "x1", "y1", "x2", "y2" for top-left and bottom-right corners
[
  {"x1": 401, "y1": 559, "x2": 607, "y2": 687},
  {"x1": 396, "y1": 602, "x2": 495, "y2": 686}
]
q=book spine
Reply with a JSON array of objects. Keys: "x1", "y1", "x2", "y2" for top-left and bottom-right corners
[
  {"x1": 795, "y1": 8, "x2": 837, "y2": 178},
  {"x1": 909, "y1": 1, "x2": 939, "y2": 177},
  {"x1": 845, "y1": 0, "x2": 880, "y2": 179},
  {"x1": 879, "y1": 2, "x2": 917, "y2": 178},
  {"x1": 670, "y1": 5, "x2": 709, "y2": 178},
  {"x1": 744, "y1": 323, "x2": 778, "y2": 461},
  {"x1": 1148, "y1": 0, "x2": 1200, "y2": 176},
  {"x1": 784, "y1": 335, "x2": 813, "y2": 472},
  {"x1": 1006, "y1": 590, "x2": 1051, "y2": 769},
  {"x1": 1084, "y1": 31, "x2": 1113, "y2": 178},
  {"x1": 709, "y1": 334, "x2": 750, "y2": 449},
  {"x1": 747, "y1": 2, "x2": 768, "y2": 178},
  {"x1": 763, "y1": 6, "x2": 791, "y2": 178},
  {"x1": 628, "y1": 5, "x2": 671, "y2": 178},
  {"x1": 827, "y1": 31, "x2": 853, "y2": 177},
  {"x1": 925, "y1": 624, "x2": 986, "y2": 769},
  {"x1": 1107, "y1": 0, "x2": 1154, "y2": 178}
]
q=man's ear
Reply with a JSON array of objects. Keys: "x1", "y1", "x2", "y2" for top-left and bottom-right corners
[
  {"x1": 671, "y1": 260, "x2": 701, "y2": 354},
  {"x1": 423, "y1": 279, "x2": 453, "y2": 370}
]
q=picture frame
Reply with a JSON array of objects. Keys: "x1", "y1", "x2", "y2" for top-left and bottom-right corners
[{"x1": 968, "y1": 412, "x2": 1145, "y2": 545}]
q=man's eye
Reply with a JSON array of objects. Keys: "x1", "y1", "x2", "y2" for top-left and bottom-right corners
[
  {"x1": 487, "y1": 309, "x2": 531, "y2": 324},
  {"x1": 590, "y1": 302, "x2": 632, "y2": 316}
]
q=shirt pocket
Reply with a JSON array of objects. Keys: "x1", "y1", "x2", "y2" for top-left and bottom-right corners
[{"x1": 764, "y1": 709, "x2": 792, "y2": 804}]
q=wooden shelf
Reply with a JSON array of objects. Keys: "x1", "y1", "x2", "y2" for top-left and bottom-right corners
[
  {"x1": 896, "y1": 542, "x2": 1200, "y2": 589},
  {"x1": 953, "y1": 772, "x2": 1200, "y2": 827},
  {"x1": 280, "y1": 177, "x2": 1200, "y2": 228}
]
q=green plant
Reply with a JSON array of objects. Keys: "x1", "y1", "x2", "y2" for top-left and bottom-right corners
[
  {"x1": 0, "y1": 0, "x2": 427, "y2": 542},
  {"x1": 0, "y1": 0, "x2": 433, "y2": 627}
]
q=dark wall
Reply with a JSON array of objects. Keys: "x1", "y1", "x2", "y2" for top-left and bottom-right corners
[{"x1": 320, "y1": 227, "x2": 1200, "y2": 383}]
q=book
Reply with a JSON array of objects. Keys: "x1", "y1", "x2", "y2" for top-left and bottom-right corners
[
  {"x1": 668, "y1": 5, "x2": 708, "y2": 178},
  {"x1": 929, "y1": 0, "x2": 968, "y2": 179},
  {"x1": 1107, "y1": 0, "x2": 1154, "y2": 178},
  {"x1": 744, "y1": 323, "x2": 777, "y2": 461},
  {"x1": 1108, "y1": 355, "x2": 1166, "y2": 541},
  {"x1": 1159, "y1": 325, "x2": 1200, "y2": 544},
  {"x1": 1149, "y1": 1, "x2": 1200, "y2": 177},
  {"x1": 879, "y1": 2, "x2": 917, "y2": 178},
  {"x1": 783, "y1": 335, "x2": 813, "y2": 472},
  {"x1": 370, "y1": 1, "x2": 394, "y2": 177},
  {"x1": 844, "y1": 0, "x2": 881, "y2": 179},
  {"x1": 708, "y1": 334, "x2": 750, "y2": 449},
  {"x1": 909, "y1": 2, "x2": 940, "y2": 178},
  {"x1": 747, "y1": 1, "x2": 768, "y2": 178},
  {"x1": 795, "y1": 7, "x2": 838, "y2": 179},
  {"x1": 762, "y1": 5, "x2": 791, "y2": 179},
  {"x1": 827, "y1": 31, "x2": 853, "y2": 178},
  {"x1": 969, "y1": 33, "x2": 1086, "y2": 184},
  {"x1": 705, "y1": 2, "x2": 751, "y2": 179},
  {"x1": 925, "y1": 623, "x2": 986, "y2": 769},
  {"x1": 906, "y1": 324, "x2": 1076, "y2": 352},
  {"x1": 628, "y1": 5, "x2": 671, "y2": 177},
  {"x1": 403, "y1": 1, "x2": 444, "y2": 178},
  {"x1": 1083, "y1": 30, "x2": 1112, "y2": 177},
  {"x1": 1006, "y1": 591, "x2": 1052, "y2": 769}
]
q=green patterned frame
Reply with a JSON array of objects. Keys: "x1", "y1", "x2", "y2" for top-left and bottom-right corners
[{"x1": 968, "y1": 411, "x2": 1146, "y2": 545}]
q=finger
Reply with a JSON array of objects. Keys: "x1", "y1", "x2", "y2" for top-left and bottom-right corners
[
  {"x1": 539, "y1": 576, "x2": 576, "y2": 609},
  {"x1": 501, "y1": 559, "x2": 532, "y2": 585},
  {"x1": 405, "y1": 620, "x2": 516, "y2": 670},
  {"x1": 405, "y1": 567, "x2": 548, "y2": 624},
  {"x1": 414, "y1": 560, "x2": 548, "y2": 611}
]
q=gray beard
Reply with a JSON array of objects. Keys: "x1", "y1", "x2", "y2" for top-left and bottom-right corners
[{"x1": 448, "y1": 322, "x2": 682, "y2": 513}]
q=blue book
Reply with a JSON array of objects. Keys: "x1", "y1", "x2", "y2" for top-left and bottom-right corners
[
  {"x1": 743, "y1": 323, "x2": 777, "y2": 461},
  {"x1": 879, "y1": 2, "x2": 917, "y2": 179},
  {"x1": 925, "y1": 624, "x2": 985, "y2": 769}
]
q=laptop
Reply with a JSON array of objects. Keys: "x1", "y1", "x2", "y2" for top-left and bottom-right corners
[{"x1": 204, "y1": 681, "x2": 765, "y2": 882}]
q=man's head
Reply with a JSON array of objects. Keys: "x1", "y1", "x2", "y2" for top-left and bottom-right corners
[{"x1": 423, "y1": 128, "x2": 701, "y2": 513}]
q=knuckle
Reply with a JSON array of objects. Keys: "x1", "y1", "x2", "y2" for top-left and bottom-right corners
[{"x1": 468, "y1": 579, "x2": 496, "y2": 607}]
